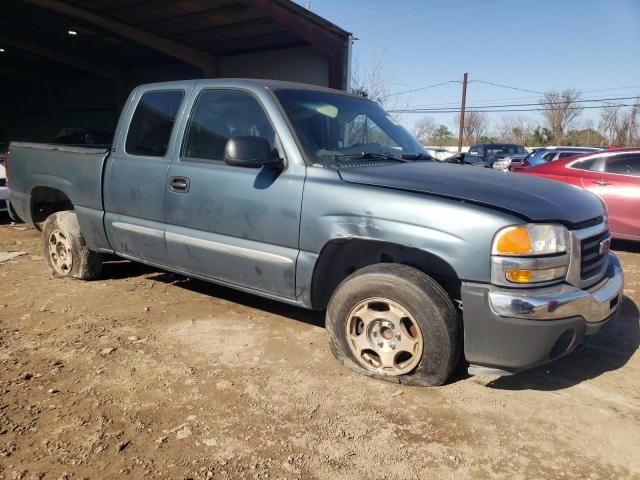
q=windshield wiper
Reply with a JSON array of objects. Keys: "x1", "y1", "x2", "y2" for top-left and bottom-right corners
[
  {"x1": 333, "y1": 152, "x2": 408, "y2": 163},
  {"x1": 401, "y1": 153, "x2": 433, "y2": 161}
]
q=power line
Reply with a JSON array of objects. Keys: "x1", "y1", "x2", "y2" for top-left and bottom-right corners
[
  {"x1": 388, "y1": 103, "x2": 638, "y2": 114},
  {"x1": 390, "y1": 83, "x2": 640, "y2": 108},
  {"x1": 468, "y1": 79, "x2": 544, "y2": 95},
  {"x1": 323, "y1": 0, "x2": 469, "y2": 20},
  {"x1": 353, "y1": 0, "x2": 542, "y2": 27},
  {"x1": 320, "y1": 0, "x2": 431, "y2": 17},
  {"x1": 388, "y1": 80, "x2": 461, "y2": 97},
  {"x1": 400, "y1": 95, "x2": 640, "y2": 112}
]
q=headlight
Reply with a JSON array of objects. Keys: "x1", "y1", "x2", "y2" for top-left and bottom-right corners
[
  {"x1": 492, "y1": 224, "x2": 568, "y2": 256},
  {"x1": 491, "y1": 224, "x2": 570, "y2": 286}
]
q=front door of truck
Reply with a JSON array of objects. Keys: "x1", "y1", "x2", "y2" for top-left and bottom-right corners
[
  {"x1": 103, "y1": 88, "x2": 187, "y2": 265},
  {"x1": 163, "y1": 88, "x2": 304, "y2": 298}
]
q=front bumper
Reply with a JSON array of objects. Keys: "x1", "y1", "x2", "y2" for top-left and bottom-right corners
[{"x1": 461, "y1": 254, "x2": 624, "y2": 372}]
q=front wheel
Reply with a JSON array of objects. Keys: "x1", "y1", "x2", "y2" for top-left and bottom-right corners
[
  {"x1": 326, "y1": 264, "x2": 459, "y2": 386},
  {"x1": 42, "y1": 211, "x2": 103, "y2": 280}
]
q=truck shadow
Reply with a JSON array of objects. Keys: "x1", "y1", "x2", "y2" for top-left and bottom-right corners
[
  {"x1": 486, "y1": 296, "x2": 639, "y2": 391},
  {"x1": 100, "y1": 259, "x2": 638, "y2": 390},
  {"x1": 143, "y1": 271, "x2": 326, "y2": 328}
]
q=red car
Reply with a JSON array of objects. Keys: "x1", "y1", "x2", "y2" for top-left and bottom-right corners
[{"x1": 516, "y1": 148, "x2": 640, "y2": 241}]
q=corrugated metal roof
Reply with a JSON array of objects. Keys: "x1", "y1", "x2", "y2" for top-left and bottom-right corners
[{"x1": 0, "y1": 0, "x2": 349, "y2": 66}]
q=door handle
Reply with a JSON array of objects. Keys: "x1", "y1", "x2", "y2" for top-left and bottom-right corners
[
  {"x1": 592, "y1": 180, "x2": 611, "y2": 186},
  {"x1": 168, "y1": 176, "x2": 190, "y2": 193}
]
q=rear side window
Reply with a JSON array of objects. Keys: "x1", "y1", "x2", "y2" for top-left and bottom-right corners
[
  {"x1": 182, "y1": 89, "x2": 274, "y2": 162},
  {"x1": 572, "y1": 156, "x2": 603, "y2": 171},
  {"x1": 606, "y1": 154, "x2": 640, "y2": 177},
  {"x1": 558, "y1": 152, "x2": 578, "y2": 159},
  {"x1": 126, "y1": 90, "x2": 184, "y2": 157}
]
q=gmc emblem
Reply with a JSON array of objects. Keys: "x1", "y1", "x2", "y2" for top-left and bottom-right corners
[{"x1": 599, "y1": 237, "x2": 611, "y2": 256}]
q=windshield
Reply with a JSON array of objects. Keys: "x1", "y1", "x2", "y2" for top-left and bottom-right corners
[
  {"x1": 486, "y1": 144, "x2": 527, "y2": 156},
  {"x1": 274, "y1": 89, "x2": 429, "y2": 165}
]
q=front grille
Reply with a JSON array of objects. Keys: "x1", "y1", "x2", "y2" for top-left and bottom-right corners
[{"x1": 580, "y1": 229, "x2": 610, "y2": 281}]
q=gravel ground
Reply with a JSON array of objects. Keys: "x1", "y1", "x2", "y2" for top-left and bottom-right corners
[{"x1": 0, "y1": 219, "x2": 639, "y2": 480}]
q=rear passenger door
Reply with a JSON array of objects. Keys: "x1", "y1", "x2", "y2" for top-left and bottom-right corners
[
  {"x1": 103, "y1": 87, "x2": 188, "y2": 265},
  {"x1": 163, "y1": 88, "x2": 305, "y2": 298},
  {"x1": 599, "y1": 153, "x2": 640, "y2": 238}
]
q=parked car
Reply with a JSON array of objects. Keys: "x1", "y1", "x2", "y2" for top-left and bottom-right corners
[
  {"x1": 492, "y1": 153, "x2": 528, "y2": 171},
  {"x1": 517, "y1": 148, "x2": 640, "y2": 240},
  {"x1": 8, "y1": 79, "x2": 623, "y2": 385},
  {"x1": 0, "y1": 144, "x2": 9, "y2": 214},
  {"x1": 466, "y1": 143, "x2": 528, "y2": 168},
  {"x1": 510, "y1": 146, "x2": 602, "y2": 172}
]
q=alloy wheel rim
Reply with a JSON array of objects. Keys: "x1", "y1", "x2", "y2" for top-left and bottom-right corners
[
  {"x1": 48, "y1": 229, "x2": 73, "y2": 275},
  {"x1": 345, "y1": 297, "x2": 423, "y2": 375}
]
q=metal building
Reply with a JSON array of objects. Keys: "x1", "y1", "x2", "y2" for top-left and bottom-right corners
[{"x1": 0, "y1": 0, "x2": 351, "y2": 142}]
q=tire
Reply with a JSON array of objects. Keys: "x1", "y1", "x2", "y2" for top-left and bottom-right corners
[
  {"x1": 326, "y1": 264, "x2": 459, "y2": 386},
  {"x1": 42, "y1": 211, "x2": 103, "y2": 280}
]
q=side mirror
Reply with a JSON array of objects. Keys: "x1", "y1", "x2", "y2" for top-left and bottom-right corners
[{"x1": 224, "y1": 136, "x2": 282, "y2": 168}]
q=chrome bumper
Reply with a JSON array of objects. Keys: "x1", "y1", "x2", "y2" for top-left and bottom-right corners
[{"x1": 488, "y1": 253, "x2": 624, "y2": 323}]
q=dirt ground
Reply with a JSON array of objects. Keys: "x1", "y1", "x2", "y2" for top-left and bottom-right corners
[{"x1": 0, "y1": 219, "x2": 639, "y2": 480}]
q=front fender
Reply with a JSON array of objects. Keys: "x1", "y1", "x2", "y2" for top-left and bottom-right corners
[{"x1": 299, "y1": 168, "x2": 522, "y2": 283}]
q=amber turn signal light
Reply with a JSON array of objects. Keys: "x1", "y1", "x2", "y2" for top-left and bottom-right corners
[{"x1": 494, "y1": 226, "x2": 532, "y2": 255}]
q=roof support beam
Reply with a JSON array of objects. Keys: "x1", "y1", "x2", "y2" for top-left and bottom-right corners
[
  {"x1": 105, "y1": 0, "x2": 177, "y2": 17},
  {"x1": 137, "y1": 4, "x2": 248, "y2": 30},
  {"x1": 0, "y1": 36, "x2": 128, "y2": 106},
  {"x1": 20, "y1": 0, "x2": 218, "y2": 76},
  {"x1": 0, "y1": 36, "x2": 125, "y2": 81}
]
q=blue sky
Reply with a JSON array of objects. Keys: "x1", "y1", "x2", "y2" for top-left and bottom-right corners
[{"x1": 295, "y1": 0, "x2": 640, "y2": 133}]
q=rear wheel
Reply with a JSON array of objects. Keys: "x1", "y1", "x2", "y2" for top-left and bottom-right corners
[
  {"x1": 326, "y1": 264, "x2": 459, "y2": 386},
  {"x1": 42, "y1": 211, "x2": 103, "y2": 280}
]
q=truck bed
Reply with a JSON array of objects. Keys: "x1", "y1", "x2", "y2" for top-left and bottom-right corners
[{"x1": 8, "y1": 142, "x2": 110, "y2": 225}]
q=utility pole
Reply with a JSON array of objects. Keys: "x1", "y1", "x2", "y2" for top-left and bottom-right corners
[
  {"x1": 306, "y1": 0, "x2": 312, "y2": 9},
  {"x1": 457, "y1": 72, "x2": 468, "y2": 152}
]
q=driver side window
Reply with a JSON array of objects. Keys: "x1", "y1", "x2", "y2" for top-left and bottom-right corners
[{"x1": 182, "y1": 89, "x2": 275, "y2": 162}]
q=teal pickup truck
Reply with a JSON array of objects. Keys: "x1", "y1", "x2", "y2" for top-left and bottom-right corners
[{"x1": 7, "y1": 79, "x2": 624, "y2": 385}]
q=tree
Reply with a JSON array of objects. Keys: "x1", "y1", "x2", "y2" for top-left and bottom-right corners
[
  {"x1": 496, "y1": 115, "x2": 534, "y2": 145},
  {"x1": 531, "y1": 126, "x2": 553, "y2": 146},
  {"x1": 613, "y1": 103, "x2": 640, "y2": 147},
  {"x1": 599, "y1": 105, "x2": 620, "y2": 144},
  {"x1": 430, "y1": 125, "x2": 455, "y2": 146},
  {"x1": 540, "y1": 89, "x2": 582, "y2": 141},
  {"x1": 565, "y1": 129, "x2": 606, "y2": 147},
  {"x1": 454, "y1": 111, "x2": 489, "y2": 145},
  {"x1": 413, "y1": 116, "x2": 436, "y2": 144},
  {"x1": 350, "y1": 53, "x2": 396, "y2": 107}
]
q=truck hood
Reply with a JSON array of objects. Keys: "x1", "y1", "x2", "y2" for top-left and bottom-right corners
[{"x1": 337, "y1": 161, "x2": 603, "y2": 226}]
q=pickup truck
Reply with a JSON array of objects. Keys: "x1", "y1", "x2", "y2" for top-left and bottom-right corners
[
  {"x1": 466, "y1": 143, "x2": 529, "y2": 168},
  {"x1": 7, "y1": 79, "x2": 624, "y2": 386}
]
